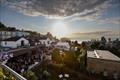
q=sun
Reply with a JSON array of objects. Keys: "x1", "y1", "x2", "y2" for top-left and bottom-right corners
[{"x1": 51, "y1": 21, "x2": 69, "y2": 38}]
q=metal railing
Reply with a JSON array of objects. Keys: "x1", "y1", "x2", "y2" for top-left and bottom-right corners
[{"x1": 0, "y1": 63, "x2": 27, "y2": 80}]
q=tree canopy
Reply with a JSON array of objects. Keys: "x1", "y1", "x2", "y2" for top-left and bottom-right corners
[{"x1": 0, "y1": 22, "x2": 17, "y2": 31}]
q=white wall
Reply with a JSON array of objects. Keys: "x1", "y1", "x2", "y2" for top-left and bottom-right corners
[
  {"x1": 55, "y1": 42, "x2": 70, "y2": 50},
  {"x1": 16, "y1": 38, "x2": 29, "y2": 46},
  {"x1": 1, "y1": 38, "x2": 29, "y2": 48},
  {"x1": 39, "y1": 38, "x2": 54, "y2": 47},
  {"x1": 1, "y1": 41, "x2": 17, "y2": 48}
]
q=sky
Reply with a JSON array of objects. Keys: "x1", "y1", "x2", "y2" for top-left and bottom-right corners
[{"x1": 0, "y1": 0, "x2": 120, "y2": 39}]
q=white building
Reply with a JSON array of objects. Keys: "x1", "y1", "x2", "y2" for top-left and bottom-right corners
[
  {"x1": 0, "y1": 31, "x2": 30, "y2": 40},
  {"x1": 55, "y1": 42, "x2": 70, "y2": 51},
  {"x1": 0, "y1": 31, "x2": 15, "y2": 40},
  {"x1": 87, "y1": 50, "x2": 120, "y2": 74},
  {"x1": 39, "y1": 37, "x2": 55, "y2": 47},
  {"x1": 1, "y1": 37, "x2": 29, "y2": 48}
]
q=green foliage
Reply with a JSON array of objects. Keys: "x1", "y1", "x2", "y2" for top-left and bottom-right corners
[
  {"x1": 0, "y1": 22, "x2": 6, "y2": 28},
  {"x1": 91, "y1": 41, "x2": 100, "y2": 49},
  {"x1": 24, "y1": 71, "x2": 38, "y2": 80},
  {"x1": 0, "y1": 67, "x2": 16, "y2": 80},
  {"x1": 75, "y1": 47, "x2": 81, "y2": 58},
  {"x1": 0, "y1": 22, "x2": 17, "y2": 31},
  {"x1": 52, "y1": 49, "x2": 62, "y2": 63},
  {"x1": 0, "y1": 72, "x2": 4, "y2": 80}
]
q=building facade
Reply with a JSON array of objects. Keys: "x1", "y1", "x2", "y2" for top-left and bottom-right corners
[
  {"x1": 1, "y1": 37, "x2": 30, "y2": 48},
  {"x1": 55, "y1": 42, "x2": 70, "y2": 51},
  {"x1": 39, "y1": 37, "x2": 55, "y2": 47},
  {"x1": 87, "y1": 50, "x2": 120, "y2": 74},
  {"x1": 0, "y1": 31, "x2": 30, "y2": 40}
]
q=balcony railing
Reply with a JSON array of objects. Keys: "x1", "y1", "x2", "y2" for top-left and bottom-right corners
[{"x1": 0, "y1": 63, "x2": 27, "y2": 80}]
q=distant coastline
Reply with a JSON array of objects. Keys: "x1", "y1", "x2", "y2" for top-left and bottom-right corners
[
  {"x1": 70, "y1": 37, "x2": 120, "y2": 44},
  {"x1": 68, "y1": 31, "x2": 120, "y2": 43}
]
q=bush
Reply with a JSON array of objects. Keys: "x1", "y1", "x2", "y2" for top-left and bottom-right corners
[{"x1": 24, "y1": 71, "x2": 38, "y2": 80}]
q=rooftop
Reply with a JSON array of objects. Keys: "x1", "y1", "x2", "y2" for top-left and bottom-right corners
[
  {"x1": 87, "y1": 50, "x2": 120, "y2": 61},
  {"x1": 39, "y1": 36, "x2": 48, "y2": 40},
  {"x1": 2, "y1": 37, "x2": 25, "y2": 41}
]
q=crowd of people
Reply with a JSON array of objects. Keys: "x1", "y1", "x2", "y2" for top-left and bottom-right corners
[
  {"x1": 6, "y1": 54, "x2": 35, "y2": 74},
  {"x1": 5, "y1": 45, "x2": 53, "y2": 75},
  {"x1": 0, "y1": 52, "x2": 13, "y2": 63}
]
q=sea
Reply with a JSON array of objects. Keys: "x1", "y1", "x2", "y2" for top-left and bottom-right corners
[{"x1": 70, "y1": 37, "x2": 120, "y2": 44}]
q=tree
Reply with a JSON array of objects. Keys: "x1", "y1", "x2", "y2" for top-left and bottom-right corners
[
  {"x1": 0, "y1": 67, "x2": 5, "y2": 80},
  {"x1": 91, "y1": 41, "x2": 100, "y2": 49},
  {"x1": 74, "y1": 40, "x2": 78, "y2": 46},
  {"x1": 0, "y1": 22, "x2": 17, "y2": 31},
  {"x1": 7, "y1": 27, "x2": 16, "y2": 31},
  {"x1": 0, "y1": 22, "x2": 6, "y2": 31},
  {"x1": 77, "y1": 42, "x2": 87, "y2": 71},
  {"x1": 108, "y1": 38, "x2": 111, "y2": 42},
  {"x1": 24, "y1": 71, "x2": 38, "y2": 80},
  {"x1": 101, "y1": 36, "x2": 107, "y2": 45},
  {"x1": 75, "y1": 47, "x2": 81, "y2": 58}
]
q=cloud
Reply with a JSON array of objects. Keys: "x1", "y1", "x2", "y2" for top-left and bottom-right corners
[
  {"x1": 1, "y1": 0, "x2": 120, "y2": 24},
  {"x1": 1, "y1": 0, "x2": 107, "y2": 17},
  {"x1": 98, "y1": 18, "x2": 120, "y2": 24}
]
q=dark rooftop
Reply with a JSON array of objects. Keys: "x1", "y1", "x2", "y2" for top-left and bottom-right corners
[
  {"x1": 2, "y1": 37, "x2": 25, "y2": 41},
  {"x1": 39, "y1": 36, "x2": 48, "y2": 40}
]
